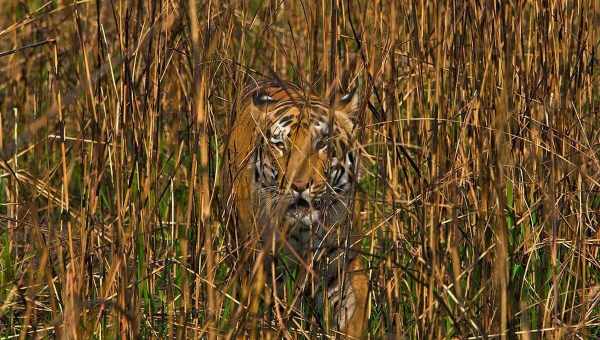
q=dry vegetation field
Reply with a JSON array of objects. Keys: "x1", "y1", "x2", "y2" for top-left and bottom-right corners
[{"x1": 1, "y1": 0, "x2": 600, "y2": 339}]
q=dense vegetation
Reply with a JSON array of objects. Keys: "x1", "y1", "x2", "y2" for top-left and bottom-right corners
[{"x1": 0, "y1": 0, "x2": 599, "y2": 338}]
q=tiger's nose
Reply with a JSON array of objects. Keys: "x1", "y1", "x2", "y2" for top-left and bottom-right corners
[{"x1": 291, "y1": 180, "x2": 309, "y2": 192}]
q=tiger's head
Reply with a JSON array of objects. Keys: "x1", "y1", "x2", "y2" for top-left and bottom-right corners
[{"x1": 246, "y1": 81, "x2": 359, "y2": 227}]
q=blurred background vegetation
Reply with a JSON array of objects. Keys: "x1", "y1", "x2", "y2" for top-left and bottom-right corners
[{"x1": 0, "y1": 0, "x2": 599, "y2": 338}]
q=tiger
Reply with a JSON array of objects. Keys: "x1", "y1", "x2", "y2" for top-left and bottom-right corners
[{"x1": 224, "y1": 79, "x2": 368, "y2": 338}]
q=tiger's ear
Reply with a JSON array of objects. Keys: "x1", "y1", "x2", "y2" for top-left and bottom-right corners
[
  {"x1": 333, "y1": 88, "x2": 359, "y2": 116},
  {"x1": 249, "y1": 89, "x2": 278, "y2": 122},
  {"x1": 252, "y1": 90, "x2": 277, "y2": 107}
]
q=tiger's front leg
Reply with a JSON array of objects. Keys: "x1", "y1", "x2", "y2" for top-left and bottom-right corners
[{"x1": 322, "y1": 256, "x2": 368, "y2": 338}]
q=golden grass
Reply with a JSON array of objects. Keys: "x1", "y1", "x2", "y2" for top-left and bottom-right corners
[{"x1": 1, "y1": 0, "x2": 599, "y2": 338}]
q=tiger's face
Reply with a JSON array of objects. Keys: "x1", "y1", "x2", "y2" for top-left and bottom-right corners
[{"x1": 249, "y1": 83, "x2": 359, "y2": 227}]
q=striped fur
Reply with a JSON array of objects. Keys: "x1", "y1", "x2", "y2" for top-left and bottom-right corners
[{"x1": 224, "y1": 79, "x2": 368, "y2": 337}]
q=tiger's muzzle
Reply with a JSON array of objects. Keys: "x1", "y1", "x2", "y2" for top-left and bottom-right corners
[{"x1": 285, "y1": 184, "x2": 325, "y2": 225}]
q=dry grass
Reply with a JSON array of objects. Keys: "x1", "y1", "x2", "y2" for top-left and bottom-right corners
[{"x1": 1, "y1": 0, "x2": 599, "y2": 338}]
